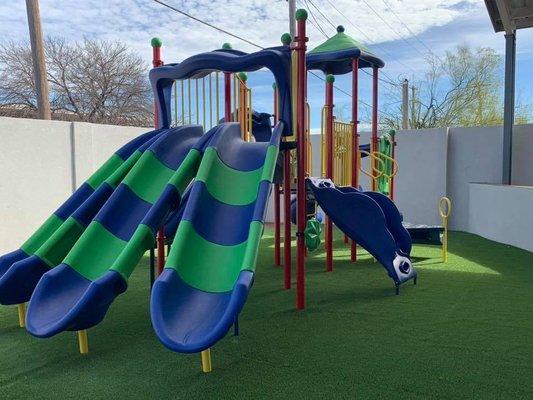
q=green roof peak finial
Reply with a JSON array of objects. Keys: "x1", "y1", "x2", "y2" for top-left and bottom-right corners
[
  {"x1": 295, "y1": 9, "x2": 308, "y2": 21},
  {"x1": 281, "y1": 33, "x2": 292, "y2": 46},
  {"x1": 389, "y1": 129, "x2": 396, "y2": 137},
  {"x1": 337, "y1": 25, "x2": 345, "y2": 33},
  {"x1": 238, "y1": 72, "x2": 248, "y2": 82},
  {"x1": 222, "y1": 42, "x2": 232, "y2": 50},
  {"x1": 326, "y1": 74, "x2": 335, "y2": 83},
  {"x1": 151, "y1": 37, "x2": 162, "y2": 48}
]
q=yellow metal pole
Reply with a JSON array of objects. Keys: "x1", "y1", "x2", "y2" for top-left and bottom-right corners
[
  {"x1": 195, "y1": 79, "x2": 199, "y2": 125},
  {"x1": 181, "y1": 80, "x2": 185, "y2": 126},
  {"x1": 233, "y1": 74, "x2": 238, "y2": 122},
  {"x1": 188, "y1": 79, "x2": 192, "y2": 124},
  {"x1": 215, "y1": 72, "x2": 220, "y2": 124},
  {"x1": 201, "y1": 349, "x2": 212, "y2": 373},
  {"x1": 209, "y1": 74, "x2": 213, "y2": 128},
  {"x1": 17, "y1": 303, "x2": 26, "y2": 328},
  {"x1": 439, "y1": 197, "x2": 452, "y2": 262},
  {"x1": 173, "y1": 81, "x2": 178, "y2": 126},
  {"x1": 320, "y1": 106, "x2": 326, "y2": 177},
  {"x1": 77, "y1": 330, "x2": 89, "y2": 355},
  {"x1": 202, "y1": 77, "x2": 206, "y2": 129}
]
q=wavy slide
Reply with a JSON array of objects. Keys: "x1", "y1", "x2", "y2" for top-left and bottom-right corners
[
  {"x1": 0, "y1": 129, "x2": 162, "y2": 305},
  {"x1": 150, "y1": 121, "x2": 282, "y2": 353},
  {"x1": 26, "y1": 125, "x2": 209, "y2": 337},
  {"x1": 307, "y1": 178, "x2": 416, "y2": 292}
]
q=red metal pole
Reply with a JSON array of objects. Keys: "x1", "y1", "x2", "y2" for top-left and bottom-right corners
[
  {"x1": 283, "y1": 153, "x2": 291, "y2": 289},
  {"x1": 325, "y1": 75, "x2": 334, "y2": 272},
  {"x1": 224, "y1": 72, "x2": 232, "y2": 122},
  {"x1": 351, "y1": 58, "x2": 359, "y2": 262},
  {"x1": 295, "y1": 10, "x2": 307, "y2": 310},
  {"x1": 371, "y1": 67, "x2": 379, "y2": 192},
  {"x1": 273, "y1": 85, "x2": 281, "y2": 266},
  {"x1": 152, "y1": 38, "x2": 165, "y2": 275}
]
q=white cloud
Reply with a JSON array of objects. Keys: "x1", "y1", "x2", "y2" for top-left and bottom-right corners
[{"x1": 0, "y1": 0, "x2": 486, "y2": 67}]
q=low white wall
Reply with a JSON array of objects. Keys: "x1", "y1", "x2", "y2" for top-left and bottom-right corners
[
  {"x1": 468, "y1": 183, "x2": 533, "y2": 252},
  {"x1": 395, "y1": 128, "x2": 448, "y2": 226},
  {"x1": 1, "y1": 116, "x2": 532, "y2": 254},
  {"x1": 512, "y1": 124, "x2": 533, "y2": 186},
  {"x1": 0, "y1": 117, "x2": 145, "y2": 253}
]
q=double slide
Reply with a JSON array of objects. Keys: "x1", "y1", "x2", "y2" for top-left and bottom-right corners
[
  {"x1": 307, "y1": 178, "x2": 417, "y2": 291},
  {"x1": 0, "y1": 121, "x2": 281, "y2": 354}
]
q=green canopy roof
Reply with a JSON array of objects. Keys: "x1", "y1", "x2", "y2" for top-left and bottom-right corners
[{"x1": 309, "y1": 26, "x2": 369, "y2": 55}]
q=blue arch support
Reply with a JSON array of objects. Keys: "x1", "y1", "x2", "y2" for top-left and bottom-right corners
[{"x1": 149, "y1": 46, "x2": 293, "y2": 137}]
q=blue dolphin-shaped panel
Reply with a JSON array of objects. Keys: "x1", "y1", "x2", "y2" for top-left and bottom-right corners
[{"x1": 307, "y1": 178, "x2": 416, "y2": 288}]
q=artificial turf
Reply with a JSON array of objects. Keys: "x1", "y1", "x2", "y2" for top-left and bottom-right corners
[{"x1": 0, "y1": 228, "x2": 532, "y2": 399}]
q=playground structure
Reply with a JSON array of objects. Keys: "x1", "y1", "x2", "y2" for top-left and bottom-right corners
[{"x1": 0, "y1": 9, "x2": 428, "y2": 372}]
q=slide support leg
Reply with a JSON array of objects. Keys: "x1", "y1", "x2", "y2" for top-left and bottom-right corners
[
  {"x1": 201, "y1": 349, "x2": 212, "y2": 373},
  {"x1": 234, "y1": 315, "x2": 240, "y2": 336},
  {"x1": 17, "y1": 303, "x2": 26, "y2": 328},
  {"x1": 149, "y1": 248, "x2": 155, "y2": 288},
  {"x1": 78, "y1": 330, "x2": 89, "y2": 355}
]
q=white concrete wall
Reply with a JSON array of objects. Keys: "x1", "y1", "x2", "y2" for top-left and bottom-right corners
[
  {"x1": 468, "y1": 183, "x2": 533, "y2": 252},
  {"x1": 446, "y1": 126, "x2": 504, "y2": 230},
  {"x1": 0, "y1": 117, "x2": 145, "y2": 253},
  {"x1": 0, "y1": 118, "x2": 74, "y2": 253},
  {"x1": 1, "y1": 116, "x2": 532, "y2": 254},
  {"x1": 394, "y1": 128, "x2": 448, "y2": 226},
  {"x1": 512, "y1": 124, "x2": 533, "y2": 186}
]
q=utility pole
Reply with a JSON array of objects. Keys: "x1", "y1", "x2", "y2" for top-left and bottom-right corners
[
  {"x1": 411, "y1": 85, "x2": 416, "y2": 129},
  {"x1": 401, "y1": 79, "x2": 409, "y2": 130},
  {"x1": 25, "y1": 0, "x2": 51, "y2": 120},
  {"x1": 288, "y1": 0, "x2": 296, "y2": 40}
]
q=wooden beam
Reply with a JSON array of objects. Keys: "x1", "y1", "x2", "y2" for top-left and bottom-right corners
[
  {"x1": 495, "y1": 0, "x2": 516, "y2": 34},
  {"x1": 25, "y1": 0, "x2": 51, "y2": 120}
]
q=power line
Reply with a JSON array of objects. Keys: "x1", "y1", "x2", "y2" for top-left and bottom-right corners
[
  {"x1": 153, "y1": 0, "x2": 394, "y2": 117},
  {"x1": 380, "y1": 0, "x2": 445, "y2": 63},
  {"x1": 304, "y1": 0, "x2": 401, "y2": 88},
  {"x1": 307, "y1": 0, "x2": 336, "y2": 30},
  {"x1": 301, "y1": 0, "x2": 330, "y2": 39},
  {"x1": 358, "y1": 0, "x2": 428, "y2": 59},
  {"x1": 322, "y1": 0, "x2": 418, "y2": 77},
  {"x1": 152, "y1": 0, "x2": 263, "y2": 49},
  {"x1": 308, "y1": 71, "x2": 398, "y2": 120}
]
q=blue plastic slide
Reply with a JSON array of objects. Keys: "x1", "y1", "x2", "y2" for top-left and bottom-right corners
[
  {"x1": 307, "y1": 178, "x2": 417, "y2": 292},
  {"x1": 150, "y1": 122, "x2": 282, "y2": 353},
  {"x1": 0, "y1": 129, "x2": 162, "y2": 305},
  {"x1": 25, "y1": 125, "x2": 210, "y2": 337}
]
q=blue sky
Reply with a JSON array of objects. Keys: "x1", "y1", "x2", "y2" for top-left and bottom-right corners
[{"x1": 1, "y1": 0, "x2": 532, "y2": 129}]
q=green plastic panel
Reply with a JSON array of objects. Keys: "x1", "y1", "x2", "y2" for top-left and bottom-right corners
[
  {"x1": 20, "y1": 214, "x2": 64, "y2": 255},
  {"x1": 34, "y1": 217, "x2": 85, "y2": 267},
  {"x1": 167, "y1": 221, "x2": 248, "y2": 293},
  {"x1": 240, "y1": 221, "x2": 263, "y2": 273},
  {"x1": 167, "y1": 150, "x2": 202, "y2": 195},
  {"x1": 309, "y1": 31, "x2": 369, "y2": 55},
  {"x1": 86, "y1": 154, "x2": 124, "y2": 189},
  {"x1": 260, "y1": 145, "x2": 279, "y2": 183},
  {"x1": 196, "y1": 148, "x2": 262, "y2": 206},
  {"x1": 110, "y1": 224, "x2": 155, "y2": 280},
  {"x1": 122, "y1": 151, "x2": 174, "y2": 204},
  {"x1": 105, "y1": 150, "x2": 143, "y2": 189},
  {"x1": 64, "y1": 222, "x2": 127, "y2": 281}
]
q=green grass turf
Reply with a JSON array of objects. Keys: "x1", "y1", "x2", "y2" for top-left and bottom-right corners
[{"x1": 1, "y1": 229, "x2": 532, "y2": 399}]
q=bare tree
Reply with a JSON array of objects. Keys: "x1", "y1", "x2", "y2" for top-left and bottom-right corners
[
  {"x1": 381, "y1": 45, "x2": 530, "y2": 130},
  {"x1": 0, "y1": 37, "x2": 153, "y2": 126}
]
